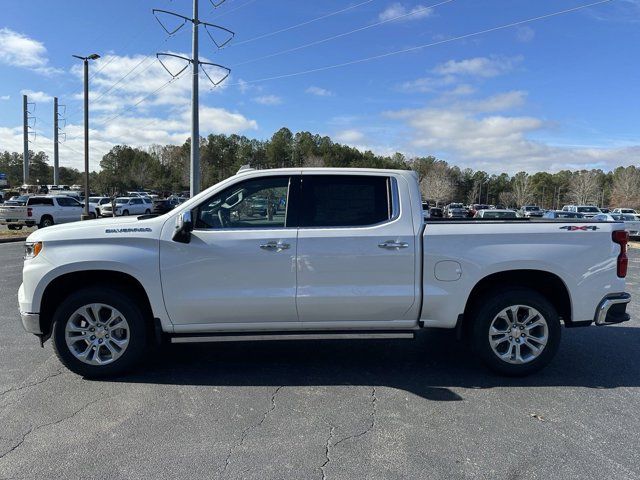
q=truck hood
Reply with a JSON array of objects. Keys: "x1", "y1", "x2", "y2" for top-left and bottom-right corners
[{"x1": 26, "y1": 214, "x2": 169, "y2": 243}]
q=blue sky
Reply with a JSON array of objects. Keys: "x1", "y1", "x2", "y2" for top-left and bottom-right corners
[{"x1": 0, "y1": 0, "x2": 639, "y2": 173}]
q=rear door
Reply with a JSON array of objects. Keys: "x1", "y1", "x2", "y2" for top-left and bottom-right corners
[{"x1": 296, "y1": 173, "x2": 417, "y2": 328}]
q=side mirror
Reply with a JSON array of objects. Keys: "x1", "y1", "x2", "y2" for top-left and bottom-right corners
[{"x1": 172, "y1": 210, "x2": 194, "y2": 243}]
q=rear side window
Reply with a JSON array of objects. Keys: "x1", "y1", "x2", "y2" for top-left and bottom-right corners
[
  {"x1": 27, "y1": 197, "x2": 54, "y2": 206},
  {"x1": 299, "y1": 175, "x2": 392, "y2": 227}
]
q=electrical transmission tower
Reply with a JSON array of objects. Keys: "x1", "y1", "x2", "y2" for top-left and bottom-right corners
[
  {"x1": 153, "y1": 0, "x2": 234, "y2": 197},
  {"x1": 22, "y1": 95, "x2": 37, "y2": 185},
  {"x1": 53, "y1": 97, "x2": 66, "y2": 185}
]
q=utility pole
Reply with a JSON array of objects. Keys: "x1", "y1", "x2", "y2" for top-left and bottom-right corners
[
  {"x1": 191, "y1": 0, "x2": 200, "y2": 198},
  {"x1": 153, "y1": 0, "x2": 233, "y2": 197},
  {"x1": 53, "y1": 97, "x2": 59, "y2": 185},
  {"x1": 23, "y1": 95, "x2": 29, "y2": 185},
  {"x1": 73, "y1": 53, "x2": 100, "y2": 220}
]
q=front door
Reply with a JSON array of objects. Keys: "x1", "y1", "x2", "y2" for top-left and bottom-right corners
[
  {"x1": 160, "y1": 175, "x2": 300, "y2": 328},
  {"x1": 296, "y1": 174, "x2": 417, "y2": 327}
]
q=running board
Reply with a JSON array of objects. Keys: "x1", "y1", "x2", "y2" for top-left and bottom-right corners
[{"x1": 170, "y1": 331, "x2": 415, "y2": 344}]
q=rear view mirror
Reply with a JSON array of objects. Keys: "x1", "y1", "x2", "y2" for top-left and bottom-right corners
[{"x1": 173, "y1": 210, "x2": 194, "y2": 243}]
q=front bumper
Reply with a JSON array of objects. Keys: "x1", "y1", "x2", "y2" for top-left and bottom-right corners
[
  {"x1": 594, "y1": 293, "x2": 631, "y2": 326},
  {"x1": 20, "y1": 311, "x2": 42, "y2": 334}
]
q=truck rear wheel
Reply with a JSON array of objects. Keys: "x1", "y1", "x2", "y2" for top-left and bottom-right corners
[
  {"x1": 471, "y1": 288, "x2": 561, "y2": 376},
  {"x1": 51, "y1": 287, "x2": 147, "y2": 378},
  {"x1": 39, "y1": 216, "x2": 54, "y2": 228}
]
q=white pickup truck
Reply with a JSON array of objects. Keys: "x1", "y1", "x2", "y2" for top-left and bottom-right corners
[
  {"x1": 0, "y1": 195, "x2": 93, "y2": 229},
  {"x1": 18, "y1": 168, "x2": 631, "y2": 378}
]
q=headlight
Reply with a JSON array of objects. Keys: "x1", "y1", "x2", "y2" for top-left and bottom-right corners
[{"x1": 24, "y1": 242, "x2": 43, "y2": 260}]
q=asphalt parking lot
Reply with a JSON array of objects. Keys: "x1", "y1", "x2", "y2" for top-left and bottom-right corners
[{"x1": 1, "y1": 242, "x2": 639, "y2": 480}]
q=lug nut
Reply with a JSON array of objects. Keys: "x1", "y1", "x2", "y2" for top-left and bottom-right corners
[
  {"x1": 106, "y1": 334, "x2": 109, "y2": 338},
  {"x1": 98, "y1": 339, "x2": 103, "y2": 344},
  {"x1": 90, "y1": 335, "x2": 96, "y2": 340},
  {"x1": 90, "y1": 328, "x2": 95, "y2": 332}
]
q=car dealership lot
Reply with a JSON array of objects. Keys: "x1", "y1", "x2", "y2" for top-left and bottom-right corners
[{"x1": 1, "y1": 241, "x2": 639, "y2": 479}]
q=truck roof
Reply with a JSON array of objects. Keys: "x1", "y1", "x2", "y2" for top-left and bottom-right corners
[{"x1": 234, "y1": 167, "x2": 418, "y2": 180}]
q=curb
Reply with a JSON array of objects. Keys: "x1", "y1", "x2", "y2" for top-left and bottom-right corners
[{"x1": 0, "y1": 237, "x2": 28, "y2": 244}]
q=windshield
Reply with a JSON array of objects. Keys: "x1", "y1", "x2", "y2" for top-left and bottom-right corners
[
  {"x1": 622, "y1": 214, "x2": 637, "y2": 221},
  {"x1": 577, "y1": 206, "x2": 599, "y2": 213},
  {"x1": 524, "y1": 206, "x2": 540, "y2": 211},
  {"x1": 115, "y1": 197, "x2": 130, "y2": 203}
]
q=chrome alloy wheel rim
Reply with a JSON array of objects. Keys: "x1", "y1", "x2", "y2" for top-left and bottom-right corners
[
  {"x1": 488, "y1": 305, "x2": 549, "y2": 364},
  {"x1": 65, "y1": 303, "x2": 130, "y2": 366}
]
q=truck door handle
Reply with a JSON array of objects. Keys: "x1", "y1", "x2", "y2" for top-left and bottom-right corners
[
  {"x1": 378, "y1": 241, "x2": 409, "y2": 249},
  {"x1": 260, "y1": 241, "x2": 290, "y2": 251}
]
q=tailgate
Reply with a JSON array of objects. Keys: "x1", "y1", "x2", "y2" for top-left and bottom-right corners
[{"x1": 0, "y1": 206, "x2": 28, "y2": 223}]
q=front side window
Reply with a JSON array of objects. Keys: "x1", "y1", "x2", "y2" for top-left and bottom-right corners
[
  {"x1": 56, "y1": 197, "x2": 79, "y2": 207},
  {"x1": 196, "y1": 176, "x2": 290, "y2": 229},
  {"x1": 299, "y1": 175, "x2": 391, "y2": 228}
]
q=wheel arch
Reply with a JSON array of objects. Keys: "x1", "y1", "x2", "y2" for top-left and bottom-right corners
[
  {"x1": 39, "y1": 270, "x2": 156, "y2": 342},
  {"x1": 460, "y1": 269, "x2": 572, "y2": 336}
]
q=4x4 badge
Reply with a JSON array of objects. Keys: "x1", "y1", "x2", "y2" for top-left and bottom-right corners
[{"x1": 559, "y1": 225, "x2": 599, "y2": 231}]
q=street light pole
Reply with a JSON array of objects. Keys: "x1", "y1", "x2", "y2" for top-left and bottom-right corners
[
  {"x1": 191, "y1": 0, "x2": 200, "y2": 198},
  {"x1": 73, "y1": 53, "x2": 100, "y2": 220}
]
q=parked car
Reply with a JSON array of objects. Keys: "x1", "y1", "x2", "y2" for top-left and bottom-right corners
[
  {"x1": 600, "y1": 208, "x2": 611, "y2": 214},
  {"x1": 612, "y1": 208, "x2": 637, "y2": 215},
  {"x1": 593, "y1": 213, "x2": 640, "y2": 237},
  {"x1": 101, "y1": 197, "x2": 151, "y2": 216},
  {"x1": 474, "y1": 209, "x2": 518, "y2": 219},
  {"x1": 469, "y1": 204, "x2": 491, "y2": 217},
  {"x1": 4, "y1": 195, "x2": 29, "y2": 206},
  {"x1": 566, "y1": 205, "x2": 601, "y2": 218},
  {"x1": 429, "y1": 207, "x2": 443, "y2": 218},
  {"x1": 0, "y1": 195, "x2": 88, "y2": 229},
  {"x1": 88, "y1": 197, "x2": 112, "y2": 217},
  {"x1": 542, "y1": 210, "x2": 585, "y2": 219},
  {"x1": 445, "y1": 203, "x2": 467, "y2": 218},
  {"x1": 152, "y1": 198, "x2": 179, "y2": 215},
  {"x1": 19, "y1": 168, "x2": 631, "y2": 379},
  {"x1": 520, "y1": 205, "x2": 544, "y2": 218}
]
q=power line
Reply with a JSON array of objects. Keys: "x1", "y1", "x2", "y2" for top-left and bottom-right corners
[
  {"x1": 227, "y1": 0, "x2": 614, "y2": 86},
  {"x1": 231, "y1": 0, "x2": 376, "y2": 47},
  {"x1": 232, "y1": 0, "x2": 455, "y2": 67}
]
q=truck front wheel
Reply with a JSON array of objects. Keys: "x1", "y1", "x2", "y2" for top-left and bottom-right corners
[
  {"x1": 39, "y1": 216, "x2": 54, "y2": 228},
  {"x1": 471, "y1": 288, "x2": 561, "y2": 376},
  {"x1": 51, "y1": 287, "x2": 147, "y2": 378}
]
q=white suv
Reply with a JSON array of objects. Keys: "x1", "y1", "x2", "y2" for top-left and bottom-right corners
[
  {"x1": 567, "y1": 205, "x2": 601, "y2": 218},
  {"x1": 100, "y1": 197, "x2": 151, "y2": 216}
]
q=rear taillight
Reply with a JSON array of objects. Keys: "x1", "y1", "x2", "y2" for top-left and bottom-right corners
[
  {"x1": 612, "y1": 230, "x2": 629, "y2": 278},
  {"x1": 27, "y1": 207, "x2": 32, "y2": 217}
]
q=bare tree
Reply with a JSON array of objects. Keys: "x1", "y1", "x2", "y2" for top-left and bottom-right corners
[
  {"x1": 421, "y1": 162, "x2": 454, "y2": 207},
  {"x1": 466, "y1": 180, "x2": 481, "y2": 205},
  {"x1": 568, "y1": 171, "x2": 600, "y2": 205},
  {"x1": 499, "y1": 191, "x2": 516, "y2": 208},
  {"x1": 611, "y1": 166, "x2": 640, "y2": 209},
  {"x1": 512, "y1": 172, "x2": 533, "y2": 206}
]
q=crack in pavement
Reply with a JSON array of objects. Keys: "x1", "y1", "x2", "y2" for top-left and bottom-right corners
[
  {"x1": 0, "y1": 399, "x2": 98, "y2": 463},
  {"x1": 332, "y1": 386, "x2": 378, "y2": 449},
  {"x1": 0, "y1": 365, "x2": 65, "y2": 401},
  {"x1": 219, "y1": 386, "x2": 283, "y2": 478},
  {"x1": 319, "y1": 425, "x2": 335, "y2": 480}
]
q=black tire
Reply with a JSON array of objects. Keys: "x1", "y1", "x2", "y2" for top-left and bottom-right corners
[
  {"x1": 39, "y1": 215, "x2": 54, "y2": 228},
  {"x1": 144, "y1": 209, "x2": 151, "y2": 215},
  {"x1": 471, "y1": 288, "x2": 561, "y2": 376},
  {"x1": 89, "y1": 212, "x2": 96, "y2": 219},
  {"x1": 7, "y1": 224, "x2": 21, "y2": 230},
  {"x1": 51, "y1": 287, "x2": 147, "y2": 378},
  {"x1": 122, "y1": 209, "x2": 129, "y2": 216}
]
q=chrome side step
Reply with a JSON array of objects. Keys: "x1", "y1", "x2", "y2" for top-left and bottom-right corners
[{"x1": 170, "y1": 331, "x2": 415, "y2": 344}]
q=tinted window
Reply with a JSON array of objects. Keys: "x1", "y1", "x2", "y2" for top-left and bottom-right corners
[
  {"x1": 132, "y1": 198, "x2": 143, "y2": 205},
  {"x1": 56, "y1": 197, "x2": 80, "y2": 207},
  {"x1": 299, "y1": 175, "x2": 391, "y2": 227},
  {"x1": 578, "y1": 206, "x2": 599, "y2": 213},
  {"x1": 196, "y1": 176, "x2": 290, "y2": 229},
  {"x1": 27, "y1": 197, "x2": 54, "y2": 206}
]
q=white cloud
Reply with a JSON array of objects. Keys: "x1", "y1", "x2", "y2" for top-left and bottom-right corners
[
  {"x1": 385, "y1": 91, "x2": 640, "y2": 173},
  {"x1": 433, "y1": 55, "x2": 522, "y2": 78},
  {"x1": 378, "y1": 3, "x2": 433, "y2": 22},
  {"x1": 0, "y1": 95, "x2": 9, "y2": 101},
  {"x1": 20, "y1": 90, "x2": 52, "y2": 103},
  {"x1": 0, "y1": 28, "x2": 61, "y2": 75},
  {"x1": 306, "y1": 86, "x2": 333, "y2": 97},
  {"x1": 253, "y1": 95, "x2": 282, "y2": 106},
  {"x1": 335, "y1": 129, "x2": 366, "y2": 143}
]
